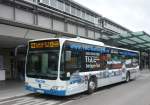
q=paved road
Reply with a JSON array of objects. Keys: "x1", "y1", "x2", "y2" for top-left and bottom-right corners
[
  {"x1": 63, "y1": 71, "x2": 150, "y2": 105},
  {"x1": 0, "y1": 94, "x2": 67, "y2": 105},
  {"x1": 0, "y1": 71, "x2": 150, "y2": 105}
]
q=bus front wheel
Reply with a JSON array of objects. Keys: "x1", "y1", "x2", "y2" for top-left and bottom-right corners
[{"x1": 88, "y1": 78, "x2": 96, "y2": 94}]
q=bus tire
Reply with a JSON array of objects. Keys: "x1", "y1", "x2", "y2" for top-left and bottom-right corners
[
  {"x1": 126, "y1": 72, "x2": 130, "y2": 82},
  {"x1": 87, "y1": 77, "x2": 97, "y2": 94}
]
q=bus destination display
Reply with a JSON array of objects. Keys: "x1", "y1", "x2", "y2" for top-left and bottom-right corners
[{"x1": 29, "y1": 40, "x2": 59, "y2": 49}]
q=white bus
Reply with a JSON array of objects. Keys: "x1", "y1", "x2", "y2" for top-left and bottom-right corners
[{"x1": 25, "y1": 38, "x2": 139, "y2": 96}]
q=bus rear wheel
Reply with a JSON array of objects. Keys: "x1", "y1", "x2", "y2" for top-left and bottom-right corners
[
  {"x1": 126, "y1": 72, "x2": 130, "y2": 82},
  {"x1": 88, "y1": 78, "x2": 96, "y2": 94}
]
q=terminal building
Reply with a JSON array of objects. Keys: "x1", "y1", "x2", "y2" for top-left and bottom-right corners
[{"x1": 0, "y1": 0, "x2": 149, "y2": 81}]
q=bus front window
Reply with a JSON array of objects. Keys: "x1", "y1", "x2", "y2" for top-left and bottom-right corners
[{"x1": 26, "y1": 50, "x2": 59, "y2": 80}]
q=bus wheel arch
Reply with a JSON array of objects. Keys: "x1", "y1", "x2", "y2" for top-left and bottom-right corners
[{"x1": 87, "y1": 75, "x2": 97, "y2": 94}]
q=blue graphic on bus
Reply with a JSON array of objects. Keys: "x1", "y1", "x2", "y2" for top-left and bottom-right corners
[
  {"x1": 69, "y1": 72, "x2": 85, "y2": 84},
  {"x1": 35, "y1": 79, "x2": 45, "y2": 84},
  {"x1": 66, "y1": 43, "x2": 109, "y2": 53},
  {"x1": 119, "y1": 51, "x2": 137, "y2": 56}
]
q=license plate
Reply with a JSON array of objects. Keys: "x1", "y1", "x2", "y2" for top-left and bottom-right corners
[{"x1": 36, "y1": 90, "x2": 44, "y2": 93}]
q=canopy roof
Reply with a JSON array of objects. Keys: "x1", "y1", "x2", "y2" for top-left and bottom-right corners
[{"x1": 103, "y1": 31, "x2": 150, "y2": 52}]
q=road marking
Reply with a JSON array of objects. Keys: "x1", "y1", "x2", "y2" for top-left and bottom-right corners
[
  {"x1": 11, "y1": 98, "x2": 36, "y2": 105},
  {"x1": 0, "y1": 95, "x2": 62, "y2": 105},
  {"x1": 15, "y1": 97, "x2": 35, "y2": 103},
  {"x1": 0, "y1": 97, "x2": 31, "y2": 105},
  {"x1": 58, "y1": 100, "x2": 74, "y2": 105},
  {"x1": 22, "y1": 100, "x2": 43, "y2": 105},
  {"x1": 33, "y1": 100, "x2": 56, "y2": 105}
]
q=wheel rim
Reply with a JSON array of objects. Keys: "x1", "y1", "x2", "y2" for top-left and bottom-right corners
[
  {"x1": 89, "y1": 81, "x2": 95, "y2": 90},
  {"x1": 126, "y1": 74, "x2": 129, "y2": 82}
]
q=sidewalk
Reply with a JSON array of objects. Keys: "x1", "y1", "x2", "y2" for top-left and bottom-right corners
[
  {"x1": 0, "y1": 80, "x2": 31, "y2": 101},
  {"x1": 139, "y1": 69, "x2": 150, "y2": 78},
  {"x1": 140, "y1": 69, "x2": 150, "y2": 73}
]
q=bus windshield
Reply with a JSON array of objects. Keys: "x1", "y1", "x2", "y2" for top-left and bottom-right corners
[
  {"x1": 26, "y1": 39, "x2": 60, "y2": 80},
  {"x1": 26, "y1": 50, "x2": 59, "y2": 80}
]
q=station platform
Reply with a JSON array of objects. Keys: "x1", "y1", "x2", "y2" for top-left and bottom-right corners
[{"x1": 0, "y1": 80, "x2": 31, "y2": 101}]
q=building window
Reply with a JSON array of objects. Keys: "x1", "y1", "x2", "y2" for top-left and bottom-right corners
[
  {"x1": 57, "y1": 0, "x2": 64, "y2": 11},
  {"x1": 71, "y1": 6, "x2": 76, "y2": 16},
  {"x1": 94, "y1": 17, "x2": 99, "y2": 25},
  {"x1": 76, "y1": 9, "x2": 81, "y2": 17},
  {"x1": 95, "y1": 32, "x2": 100, "y2": 39},
  {"x1": 50, "y1": 0, "x2": 57, "y2": 8},
  {"x1": 88, "y1": 30, "x2": 94, "y2": 39},
  {"x1": 103, "y1": 21, "x2": 128, "y2": 34},
  {"x1": 82, "y1": 11, "x2": 85, "y2": 19},
  {"x1": 89, "y1": 15, "x2": 92, "y2": 22},
  {"x1": 91, "y1": 15, "x2": 94, "y2": 23},
  {"x1": 65, "y1": 3, "x2": 70, "y2": 13},
  {"x1": 78, "y1": 26, "x2": 86, "y2": 37},
  {"x1": 85, "y1": 13, "x2": 90, "y2": 21},
  {"x1": 33, "y1": 0, "x2": 37, "y2": 3}
]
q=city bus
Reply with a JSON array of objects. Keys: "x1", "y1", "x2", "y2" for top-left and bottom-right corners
[{"x1": 25, "y1": 38, "x2": 139, "y2": 96}]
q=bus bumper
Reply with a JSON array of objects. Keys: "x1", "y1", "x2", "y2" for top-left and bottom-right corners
[{"x1": 25, "y1": 85, "x2": 66, "y2": 96}]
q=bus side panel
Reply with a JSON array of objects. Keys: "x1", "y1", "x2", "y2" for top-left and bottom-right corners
[
  {"x1": 96, "y1": 69, "x2": 124, "y2": 88},
  {"x1": 108, "y1": 69, "x2": 123, "y2": 84},
  {"x1": 127, "y1": 66, "x2": 139, "y2": 80},
  {"x1": 65, "y1": 81, "x2": 88, "y2": 96}
]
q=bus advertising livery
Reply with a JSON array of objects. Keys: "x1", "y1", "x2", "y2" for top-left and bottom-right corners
[{"x1": 25, "y1": 38, "x2": 139, "y2": 96}]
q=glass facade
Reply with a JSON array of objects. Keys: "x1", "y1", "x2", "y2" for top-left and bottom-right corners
[
  {"x1": 103, "y1": 21, "x2": 128, "y2": 34},
  {"x1": 24, "y1": 0, "x2": 129, "y2": 34},
  {"x1": 35, "y1": 0, "x2": 99, "y2": 24}
]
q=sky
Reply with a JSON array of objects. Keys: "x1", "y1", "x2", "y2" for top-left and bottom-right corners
[{"x1": 74, "y1": 0, "x2": 150, "y2": 33}]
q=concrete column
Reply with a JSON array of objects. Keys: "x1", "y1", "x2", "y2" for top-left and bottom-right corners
[
  {"x1": 13, "y1": 0, "x2": 16, "y2": 21},
  {"x1": 144, "y1": 54, "x2": 147, "y2": 70},
  {"x1": 64, "y1": 18, "x2": 68, "y2": 32},
  {"x1": 33, "y1": 5, "x2": 38, "y2": 25},
  {"x1": 148, "y1": 52, "x2": 150, "y2": 70},
  {"x1": 51, "y1": 17, "x2": 54, "y2": 30},
  {"x1": 76, "y1": 25, "x2": 78, "y2": 37}
]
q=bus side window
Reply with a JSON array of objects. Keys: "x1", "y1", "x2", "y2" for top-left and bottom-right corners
[
  {"x1": 65, "y1": 50, "x2": 82, "y2": 74},
  {"x1": 65, "y1": 51, "x2": 71, "y2": 62},
  {"x1": 60, "y1": 49, "x2": 83, "y2": 80}
]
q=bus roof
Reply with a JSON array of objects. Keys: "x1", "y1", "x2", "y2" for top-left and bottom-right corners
[
  {"x1": 66, "y1": 37, "x2": 104, "y2": 46},
  {"x1": 29, "y1": 37, "x2": 139, "y2": 53},
  {"x1": 29, "y1": 37, "x2": 104, "y2": 46}
]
